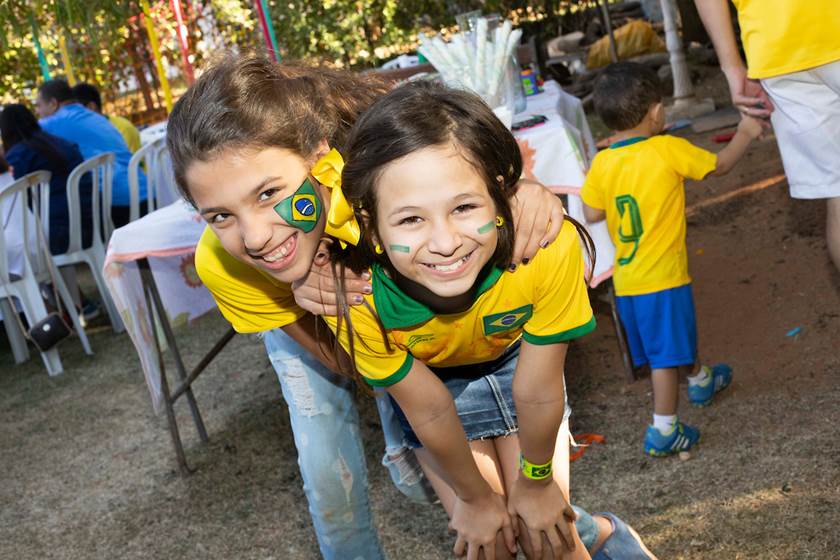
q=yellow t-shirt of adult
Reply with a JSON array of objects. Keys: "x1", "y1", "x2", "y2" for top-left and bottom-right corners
[
  {"x1": 732, "y1": 0, "x2": 840, "y2": 79},
  {"x1": 194, "y1": 226, "x2": 306, "y2": 333},
  {"x1": 324, "y1": 221, "x2": 596, "y2": 387},
  {"x1": 108, "y1": 114, "x2": 141, "y2": 154},
  {"x1": 581, "y1": 135, "x2": 716, "y2": 297}
]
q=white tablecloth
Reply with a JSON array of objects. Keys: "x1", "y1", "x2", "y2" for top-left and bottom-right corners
[
  {"x1": 513, "y1": 81, "x2": 614, "y2": 287},
  {"x1": 104, "y1": 200, "x2": 216, "y2": 412}
]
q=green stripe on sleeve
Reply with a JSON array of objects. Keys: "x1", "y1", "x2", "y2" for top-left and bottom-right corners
[
  {"x1": 522, "y1": 316, "x2": 596, "y2": 345},
  {"x1": 363, "y1": 354, "x2": 415, "y2": 387}
]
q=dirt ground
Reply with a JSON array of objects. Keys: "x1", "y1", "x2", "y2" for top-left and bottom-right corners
[{"x1": 1, "y1": 70, "x2": 839, "y2": 560}]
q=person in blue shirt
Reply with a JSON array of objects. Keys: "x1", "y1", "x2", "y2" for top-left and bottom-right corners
[
  {"x1": 0, "y1": 103, "x2": 93, "y2": 254},
  {"x1": 35, "y1": 79, "x2": 147, "y2": 228}
]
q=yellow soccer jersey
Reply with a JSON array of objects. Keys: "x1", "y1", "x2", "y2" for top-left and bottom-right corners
[
  {"x1": 194, "y1": 227, "x2": 306, "y2": 333},
  {"x1": 732, "y1": 0, "x2": 840, "y2": 79},
  {"x1": 581, "y1": 135, "x2": 716, "y2": 297},
  {"x1": 108, "y1": 114, "x2": 141, "y2": 154},
  {"x1": 324, "y1": 221, "x2": 595, "y2": 387}
]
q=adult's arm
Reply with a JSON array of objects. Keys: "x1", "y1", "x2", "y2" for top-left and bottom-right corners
[
  {"x1": 694, "y1": 0, "x2": 773, "y2": 118},
  {"x1": 388, "y1": 361, "x2": 516, "y2": 560},
  {"x1": 507, "y1": 340, "x2": 576, "y2": 560}
]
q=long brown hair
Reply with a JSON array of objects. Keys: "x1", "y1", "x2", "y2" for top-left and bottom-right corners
[
  {"x1": 166, "y1": 52, "x2": 389, "y2": 203},
  {"x1": 332, "y1": 81, "x2": 595, "y2": 388}
]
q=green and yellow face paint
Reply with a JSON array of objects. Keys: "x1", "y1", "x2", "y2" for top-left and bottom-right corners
[
  {"x1": 274, "y1": 178, "x2": 322, "y2": 232},
  {"x1": 389, "y1": 244, "x2": 411, "y2": 253},
  {"x1": 477, "y1": 220, "x2": 495, "y2": 234}
]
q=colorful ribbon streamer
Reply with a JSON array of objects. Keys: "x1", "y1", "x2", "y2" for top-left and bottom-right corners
[
  {"x1": 310, "y1": 149, "x2": 361, "y2": 248},
  {"x1": 58, "y1": 34, "x2": 76, "y2": 85},
  {"x1": 29, "y1": 14, "x2": 51, "y2": 80},
  {"x1": 140, "y1": 0, "x2": 173, "y2": 113},
  {"x1": 253, "y1": 0, "x2": 281, "y2": 62},
  {"x1": 171, "y1": 0, "x2": 195, "y2": 84}
]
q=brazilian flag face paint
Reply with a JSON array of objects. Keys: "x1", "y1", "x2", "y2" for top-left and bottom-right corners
[{"x1": 274, "y1": 178, "x2": 322, "y2": 232}]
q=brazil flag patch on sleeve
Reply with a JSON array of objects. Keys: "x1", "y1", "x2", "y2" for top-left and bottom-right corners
[
  {"x1": 482, "y1": 304, "x2": 533, "y2": 336},
  {"x1": 274, "y1": 178, "x2": 322, "y2": 232}
]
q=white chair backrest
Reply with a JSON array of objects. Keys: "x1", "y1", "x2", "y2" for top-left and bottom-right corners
[
  {"x1": 128, "y1": 139, "x2": 157, "y2": 221},
  {"x1": 66, "y1": 152, "x2": 115, "y2": 250},
  {"x1": 150, "y1": 139, "x2": 180, "y2": 210},
  {"x1": 0, "y1": 171, "x2": 52, "y2": 284}
]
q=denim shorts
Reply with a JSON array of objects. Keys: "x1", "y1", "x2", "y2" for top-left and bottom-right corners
[{"x1": 391, "y1": 341, "x2": 572, "y2": 448}]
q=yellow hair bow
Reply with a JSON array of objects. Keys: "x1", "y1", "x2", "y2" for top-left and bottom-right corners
[{"x1": 310, "y1": 148, "x2": 361, "y2": 248}]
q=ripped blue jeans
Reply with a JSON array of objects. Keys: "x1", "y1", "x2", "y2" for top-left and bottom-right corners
[{"x1": 263, "y1": 328, "x2": 433, "y2": 560}]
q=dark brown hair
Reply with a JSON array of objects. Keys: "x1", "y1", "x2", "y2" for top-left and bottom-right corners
[
  {"x1": 166, "y1": 52, "x2": 389, "y2": 204},
  {"x1": 338, "y1": 80, "x2": 520, "y2": 274},
  {"x1": 332, "y1": 81, "x2": 595, "y2": 388},
  {"x1": 593, "y1": 61, "x2": 663, "y2": 131}
]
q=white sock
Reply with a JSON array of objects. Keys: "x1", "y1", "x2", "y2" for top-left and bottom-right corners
[
  {"x1": 688, "y1": 365, "x2": 711, "y2": 386},
  {"x1": 652, "y1": 414, "x2": 677, "y2": 433}
]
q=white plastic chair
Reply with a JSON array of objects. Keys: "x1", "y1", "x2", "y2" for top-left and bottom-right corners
[
  {"x1": 0, "y1": 171, "x2": 93, "y2": 375},
  {"x1": 150, "y1": 139, "x2": 181, "y2": 208},
  {"x1": 127, "y1": 138, "x2": 155, "y2": 223},
  {"x1": 128, "y1": 137, "x2": 180, "y2": 218},
  {"x1": 53, "y1": 153, "x2": 125, "y2": 332}
]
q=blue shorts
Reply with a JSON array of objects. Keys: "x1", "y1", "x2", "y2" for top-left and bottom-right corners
[
  {"x1": 615, "y1": 284, "x2": 697, "y2": 369},
  {"x1": 391, "y1": 341, "x2": 572, "y2": 448}
]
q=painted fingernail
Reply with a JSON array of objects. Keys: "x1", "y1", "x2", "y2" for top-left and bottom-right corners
[
  {"x1": 363, "y1": 284, "x2": 372, "y2": 294},
  {"x1": 522, "y1": 257, "x2": 530, "y2": 265},
  {"x1": 508, "y1": 264, "x2": 517, "y2": 272},
  {"x1": 353, "y1": 295, "x2": 364, "y2": 304},
  {"x1": 539, "y1": 240, "x2": 549, "y2": 248}
]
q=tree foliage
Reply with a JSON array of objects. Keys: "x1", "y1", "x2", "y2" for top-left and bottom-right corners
[{"x1": 0, "y1": 1, "x2": 597, "y2": 119}]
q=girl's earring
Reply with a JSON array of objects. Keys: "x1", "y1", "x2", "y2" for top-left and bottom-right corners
[
  {"x1": 495, "y1": 216, "x2": 505, "y2": 228},
  {"x1": 374, "y1": 244, "x2": 384, "y2": 255}
]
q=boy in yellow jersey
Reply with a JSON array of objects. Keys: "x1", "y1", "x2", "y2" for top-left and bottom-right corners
[
  {"x1": 695, "y1": 0, "x2": 840, "y2": 273},
  {"x1": 581, "y1": 62, "x2": 762, "y2": 457}
]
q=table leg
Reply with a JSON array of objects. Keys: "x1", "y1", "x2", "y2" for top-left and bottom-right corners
[
  {"x1": 138, "y1": 258, "x2": 209, "y2": 443},
  {"x1": 140, "y1": 263, "x2": 192, "y2": 475}
]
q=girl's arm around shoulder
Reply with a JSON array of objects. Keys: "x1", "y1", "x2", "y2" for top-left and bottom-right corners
[{"x1": 387, "y1": 361, "x2": 516, "y2": 558}]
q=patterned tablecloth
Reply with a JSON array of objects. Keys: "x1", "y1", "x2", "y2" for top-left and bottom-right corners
[
  {"x1": 104, "y1": 200, "x2": 216, "y2": 413},
  {"x1": 107, "y1": 82, "x2": 614, "y2": 414},
  {"x1": 513, "y1": 80, "x2": 614, "y2": 287}
]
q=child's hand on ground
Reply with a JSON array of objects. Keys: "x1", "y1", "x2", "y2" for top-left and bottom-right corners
[
  {"x1": 291, "y1": 239, "x2": 371, "y2": 316},
  {"x1": 738, "y1": 114, "x2": 766, "y2": 140},
  {"x1": 507, "y1": 476, "x2": 577, "y2": 560},
  {"x1": 450, "y1": 491, "x2": 516, "y2": 560},
  {"x1": 510, "y1": 179, "x2": 566, "y2": 269}
]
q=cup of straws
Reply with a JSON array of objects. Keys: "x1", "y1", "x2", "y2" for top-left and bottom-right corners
[{"x1": 418, "y1": 17, "x2": 523, "y2": 128}]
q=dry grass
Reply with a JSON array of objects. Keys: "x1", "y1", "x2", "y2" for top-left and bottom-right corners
[{"x1": 1, "y1": 84, "x2": 839, "y2": 559}]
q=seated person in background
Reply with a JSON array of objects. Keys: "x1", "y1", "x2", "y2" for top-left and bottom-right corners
[
  {"x1": 35, "y1": 78, "x2": 146, "y2": 229},
  {"x1": 71, "y1": 82, "x2": 141, "y2": 154},
  {"x1": 0, "y1": 104, "x2": 93, "y2": 255},
  {"x1": 581, "y1": 62, "x2": 762, "y2": 457}
]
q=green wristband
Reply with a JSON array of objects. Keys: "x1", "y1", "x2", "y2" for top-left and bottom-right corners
[{"x1": 520, "y1": 454, "x2": 552, "y2": 480}]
